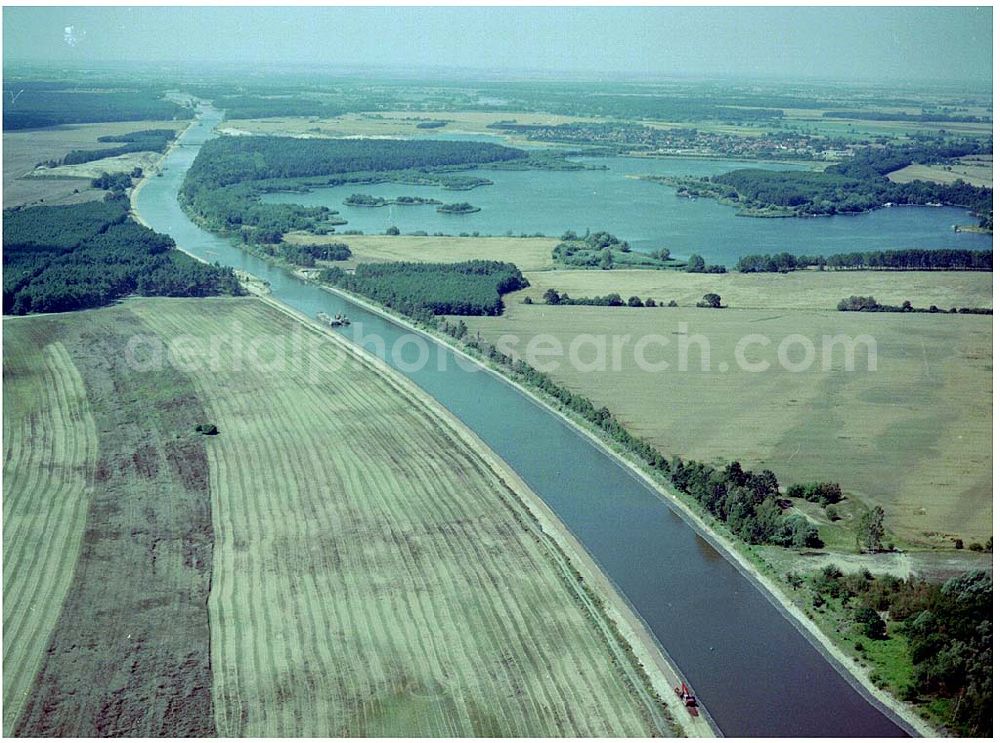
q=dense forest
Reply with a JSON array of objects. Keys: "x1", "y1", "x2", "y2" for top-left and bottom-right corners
[
  {"x1": 736, "y1": 249, "x2": 992, "y2": 273},
  {"x1": 3, "y1": 198, "x2": 242, "y2": 314},
  {"x1": 209, "y1": 95, "x2": 346, "y2": 120},
  {"x1": 2, "y1": 82, "x2": 191, "y2": 130},
  {"x1": 263, "y1": 241, "x2": 352, "y2": 267},
  {"x1": 804, "y1": 567, "x2": 991, "y2": 736},
  {"x1": 181, "y1": 136, "x2": 528, "y2": 242},
  {"x1": 670, "y1": 140, "x2": 993, "y2": 224},
  {"x1": 319, "y1": 260, "x2": 527, "y2": 316},
  {"x1": 44, "y1": 129, "x2": 178, "y2": 167},
  {"x1": 185, "y1": 136, "x2": 527, "y2": 188}
]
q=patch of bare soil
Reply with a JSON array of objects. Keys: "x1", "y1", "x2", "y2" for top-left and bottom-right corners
[{"x1": 13, "y1": 310, "x2": 216, "y2": 737}]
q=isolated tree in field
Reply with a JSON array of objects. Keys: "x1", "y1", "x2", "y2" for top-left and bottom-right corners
[
  {"x1": 687, "y1": 254, "x2": 706, "y2": 273},
  {"x1": 627, "y1": 295, "x2": 643, "y2": 307},
  {"x1": 645, "y1": 297, "x2": 657, "y2": 307},
  {"x1": 857, "y1": 506, "x2": 886, "y2": 553},
  {"x1": 698, "y1": 293, "x2": 723, "y2": 309},
  {"x1": 542, "y1": 288, "x2": 562, "y2": 305},
  {"x1": 386, "y1": 225, "x2": 400, "y2": 235}
]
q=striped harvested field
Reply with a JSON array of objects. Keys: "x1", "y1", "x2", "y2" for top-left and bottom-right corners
[
  {"x1": 3, "y1": 297, "x2": 680, "y2": 737},
  {"x1": 3, "y1": 332, "x2": 97, "y2": 733}
]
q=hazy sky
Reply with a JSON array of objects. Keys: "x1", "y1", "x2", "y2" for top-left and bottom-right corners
[{"x1": 3, "y1": 6, "x2": 993, "y2": 84}]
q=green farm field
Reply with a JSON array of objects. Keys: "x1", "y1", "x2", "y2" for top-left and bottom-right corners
[
  {"x1": 888, "y1": 156, "x2": 993, "y2": 189},
  {"x1": 2, "y1": 297, "x2": 685, "y2": 737},
  {"x1": 460, "y1": 303, "x2": 993, "y2": 546}
]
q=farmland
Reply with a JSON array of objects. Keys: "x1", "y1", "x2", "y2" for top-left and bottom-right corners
[
  {"x1": 284, "y1": 232, "x2": 557, "y2": 271},
  {"x1": 460, "y1": 302, "x2": 993, "y2": 547},
  {"x1": 508, "y1": 268, "x2": 994, "y2": 311},
  {"x1": 888, "y1": 155, "x2": 993, "y2": 188},
  {"x1": 3, "y1": 120, "x2": 186, "y2": 207},
  {"x1": 2, "y1": 334, "x2": 97, "y2": 733},
  {"x1": 220, "y1": 110, "x2": 597, "y2": 144},
  {"x1": 2, "y1": 297, "x2": 685, "y2": 737}
]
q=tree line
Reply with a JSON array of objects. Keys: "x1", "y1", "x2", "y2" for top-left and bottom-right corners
[
  {"x1": 41, "y1": 129, "x2": 178, "y2": 167},
  {"x1": 537, "y1": 288, "x2": 658, "y2": 307},
  {"x1": 736, "y1": 248, "x2": 992, "y2": 273},
  {"x1": 433, "y1": 317, "x2": 825, "y2": 551},
  {"x1": 836, "y1": 296, "x2": 991, "y2": 315},
  {"x1": 823, "y1": 110, "x2": 990, "y2": 124}
]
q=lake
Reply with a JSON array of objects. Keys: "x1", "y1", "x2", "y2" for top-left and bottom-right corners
[{"x1": 262, "y1": 153, "x2": 991, "y2": 264}]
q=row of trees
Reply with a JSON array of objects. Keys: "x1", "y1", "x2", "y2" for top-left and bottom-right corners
[
  {"x1": 49, "y1": 129, "x2": 177, "y2": 167},
  {"x1": 686, "y1": 254, "x2": 727, "y2": 273},
  {"x1": 319, "y1": 260, "x2": 528, "y2": 316},
  {"x1": 823, "y1": 110, "x2": 990, "y2": 124},
  {"x1": 737, "y1": 248, "x2": 992, "y2": 273},
  {"x1": 538, "y1": 288, "x2": 658, "y2": 307},
  {"x1": 436, "y1": 310, "x2": 824, "y2": 552},
  {"x1": 671, "y1": 460, "x2": 822, "y2": 548},
  {"x1": 837, "y1": 295, "x2": 991, "y2": 315},
  {"x1": 3, "y1": 197, "x2": 243, "y2": 314}
]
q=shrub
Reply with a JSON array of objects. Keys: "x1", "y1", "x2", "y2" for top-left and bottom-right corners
[
  {"x1": 855, "y1": 606, "x2": 887, "y2": 639},
  {"x1": 696, "y1": 292, "x2": 723, "y2": 308}
]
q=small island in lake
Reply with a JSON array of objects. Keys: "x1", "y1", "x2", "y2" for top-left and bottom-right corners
[
  {"x1": 343, "y1": 193, "x2": 443, "y2": 208},
  {"x1": 436, "y1": 201, "x2": 481, "y2": 214}
]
